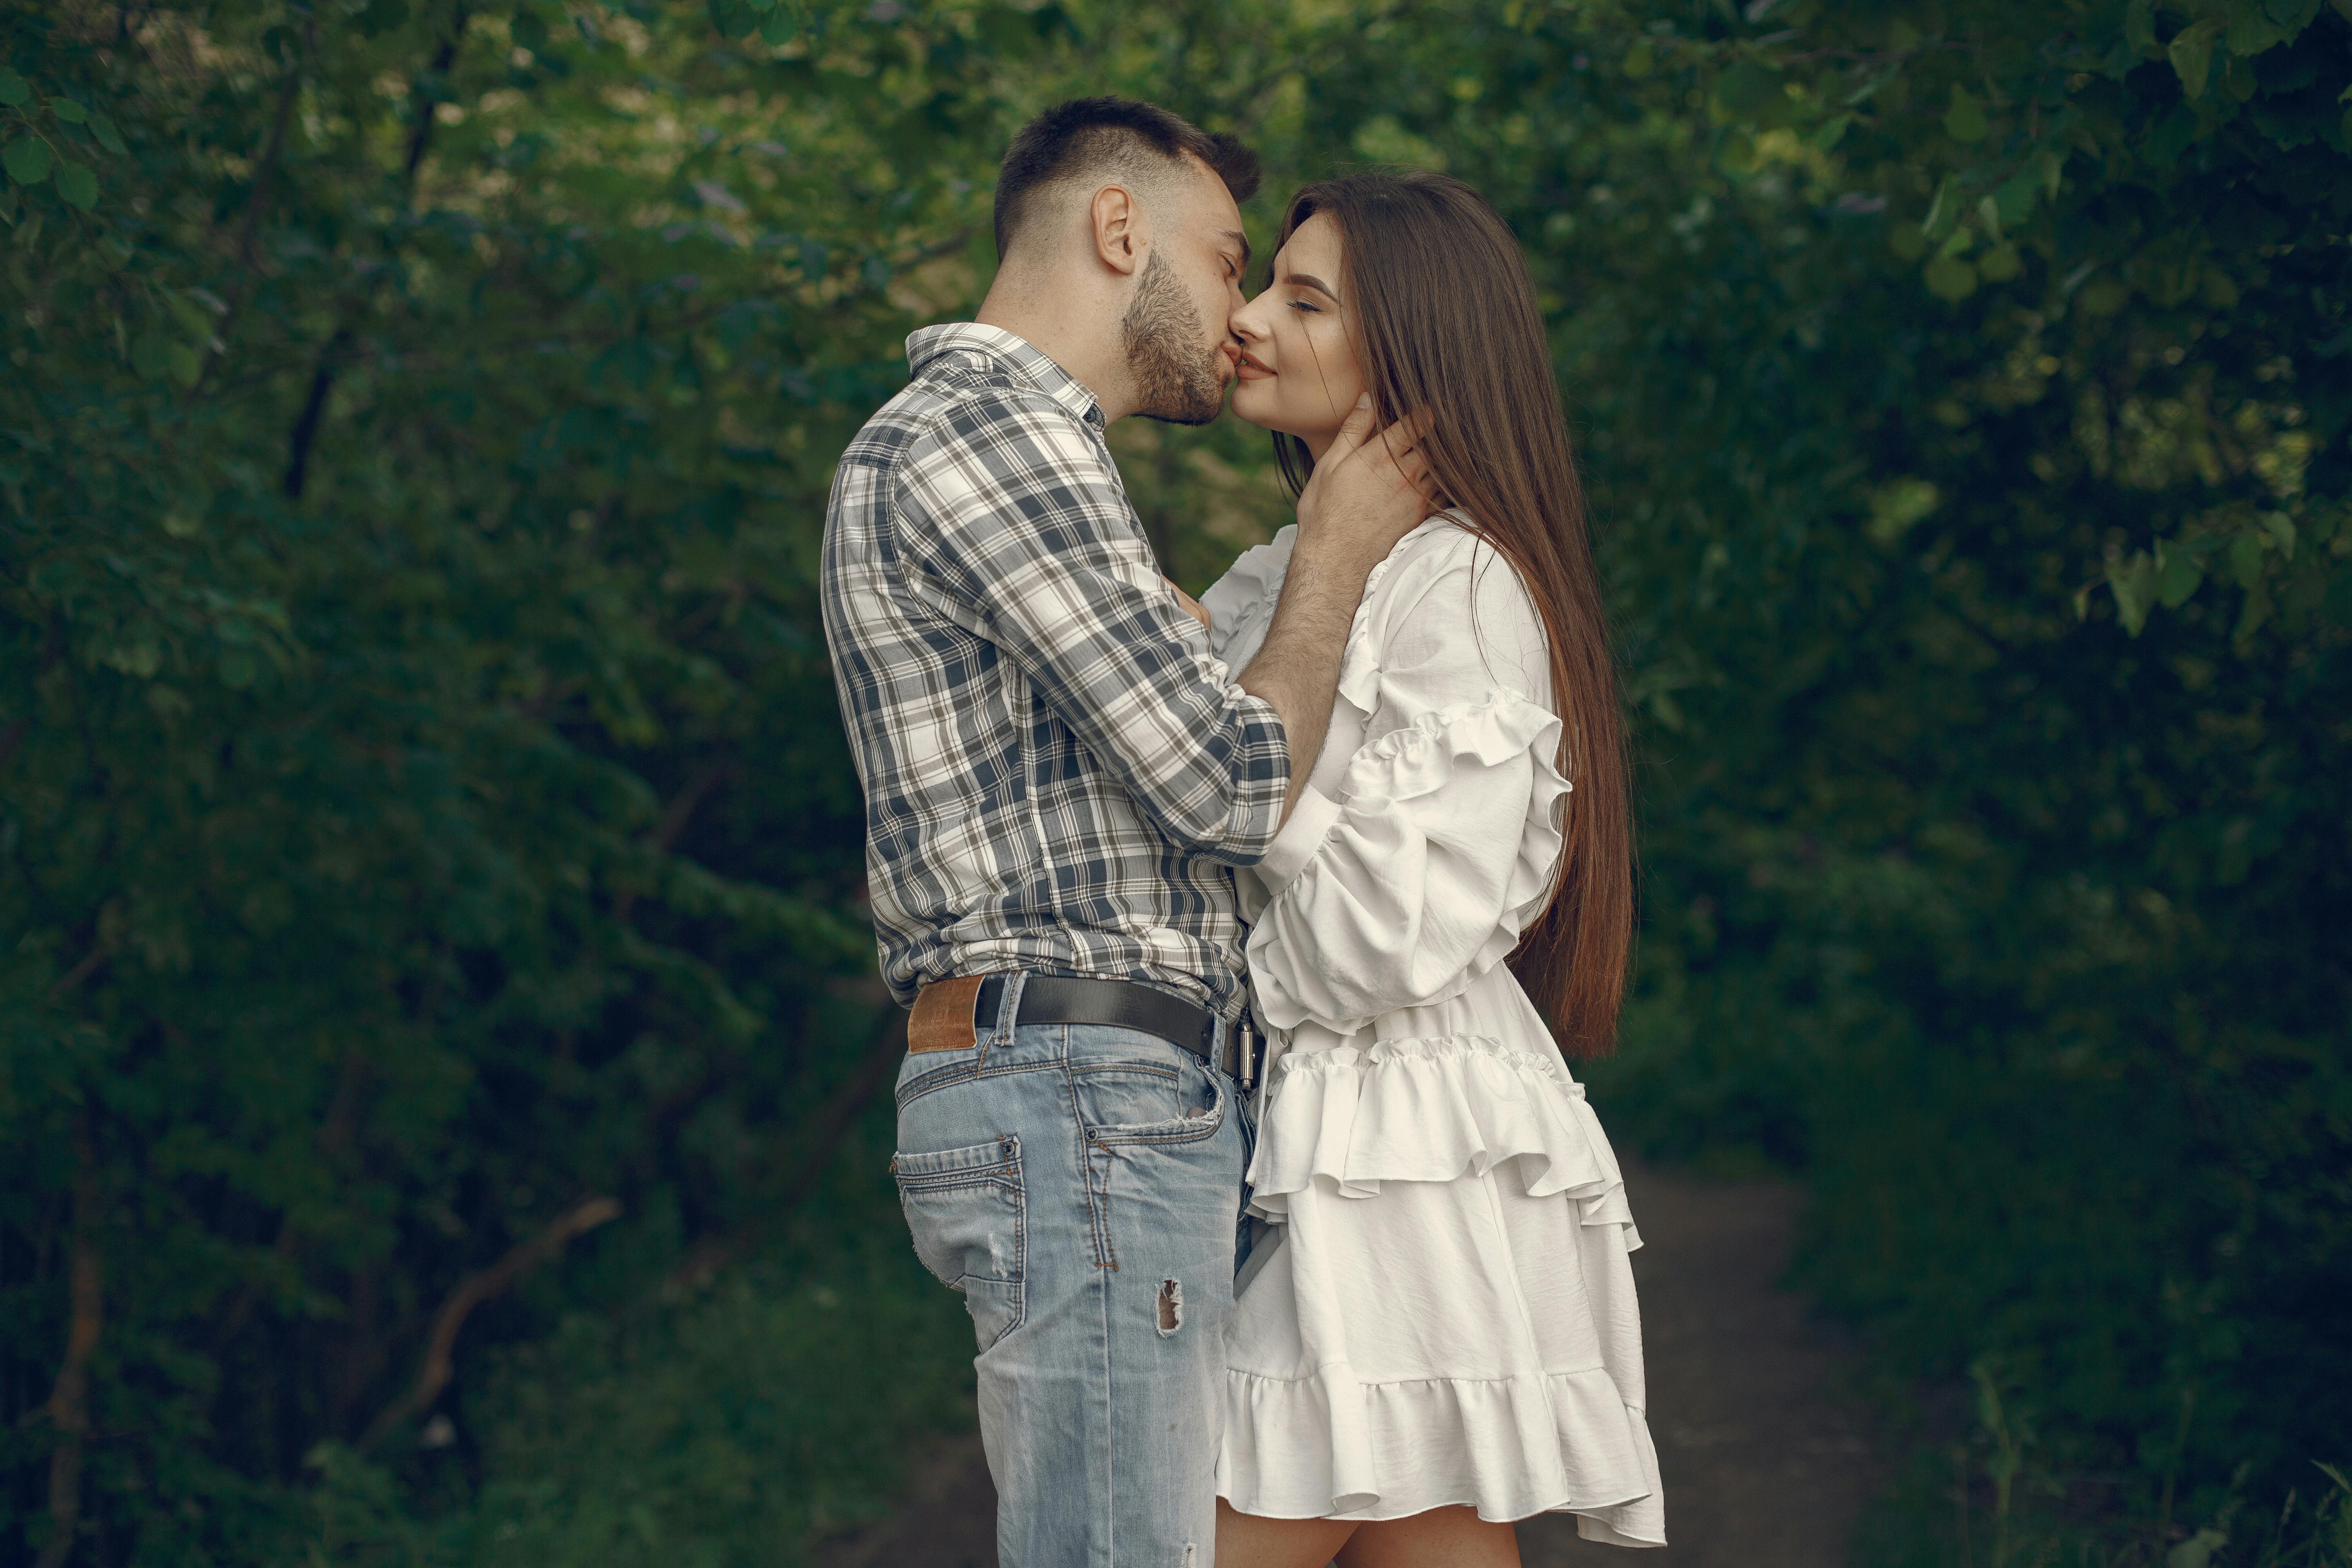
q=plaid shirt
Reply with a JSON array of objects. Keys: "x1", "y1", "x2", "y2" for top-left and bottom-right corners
[{"x1": 822, "y1": 323, "x2": 1290, "y2": 1019}]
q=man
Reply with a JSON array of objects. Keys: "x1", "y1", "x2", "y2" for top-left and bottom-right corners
[{"x1": 820, "y1": 97, "x2": 1430, "y2": 1565}]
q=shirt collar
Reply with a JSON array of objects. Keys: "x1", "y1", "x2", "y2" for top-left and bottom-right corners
[{"x1": 906, "y1": 322, "x2": 1105, "y2": 430}]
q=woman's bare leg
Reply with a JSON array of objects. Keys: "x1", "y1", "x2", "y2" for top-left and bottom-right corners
[
  {"x1": 1334, "y1": 1507, "x2": 1520, "y2": 1568},
  {"x1": 1214, "y1": 1498, "x2": 1359, "y2": 1568}
]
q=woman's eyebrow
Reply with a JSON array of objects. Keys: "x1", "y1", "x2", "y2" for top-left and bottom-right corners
[{"x1": 1285, "y1": 271, "x2": 1341, "y2": 303}]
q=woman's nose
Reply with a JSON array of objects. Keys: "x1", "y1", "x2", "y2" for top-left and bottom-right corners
[{"x1": 1229, "y1": 294, "x2": 1270, "y2": 342}]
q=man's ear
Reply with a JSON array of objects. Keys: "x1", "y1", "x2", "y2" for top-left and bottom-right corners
[{"x1": 1089, "y1": 183, "x2": 1148, "y2": 279}]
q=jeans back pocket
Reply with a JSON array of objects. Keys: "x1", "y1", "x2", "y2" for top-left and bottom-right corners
[{"x1": 891, "y1": 1134, "x2": 1025, "y2": 1351}]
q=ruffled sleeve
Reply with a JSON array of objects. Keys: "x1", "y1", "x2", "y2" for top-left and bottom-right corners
[
  {"x1": 1200, "y1": 525, "x2": 1296, "y2": 676},
  {"x1": 1245, "y1": 527, "x2": 1568, "y2": 1035}
]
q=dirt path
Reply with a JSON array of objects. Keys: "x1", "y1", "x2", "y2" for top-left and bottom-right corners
[{"x1": 816, "y1": 1163, "x2": 1882, "y2": 1568}]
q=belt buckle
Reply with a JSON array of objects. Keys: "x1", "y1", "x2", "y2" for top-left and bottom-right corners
[{"x1": 1233, "y1": 1016, "x2": 1263, "y2": 1090}]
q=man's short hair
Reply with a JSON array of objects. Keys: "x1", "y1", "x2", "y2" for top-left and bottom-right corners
[{"x1": 993, "y1": 97, "x2": 1261, "y2": 261}]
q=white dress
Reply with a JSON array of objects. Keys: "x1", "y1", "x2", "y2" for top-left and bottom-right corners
[{"x1": 1202, "y1": 515, "x2": 1665, "y2": 1547}]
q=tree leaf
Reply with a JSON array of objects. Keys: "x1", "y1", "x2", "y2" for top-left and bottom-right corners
[
  {"x1": 1978, "y1": 242, "x2": 2023, "y2": 281},
  {"x1": 0, "y1": 69, "x2": 28, "y2": 108},
  {"x1": 1715, "y1": 62, "x2": 1792, "y2": 127},
  {"x1": 2230, "y1": 530, "x2": 2266, "y2": 588},
  {"x1": 2225, "y1": 2, "x2": 2287, "y2": 55},
  {"x1": 1924, "y1": 254, "x2": 1978, "y2": 301},
  {"x1": 3, "y1": 136, "x2": 54, "y2": 185},
  {"x1": 132, "y1": 333, "x2": 178, "y2": 380},
  {"x1": 356, "y1": 0, "x2": 410, "y2": 35},
  {"x1": 2107, "y1": 549, "x2": 2157, "y2": 635},
  {"x1": 1944, "y1": 85, "x2": 1989, "y2": 142},
  {"x1": 49, "y1": 98, "x2": 88, "y2": 124},
  {"x1": 758, "y1": 9, "x2": 798, "y2": 45},
  {"x1": 2158, "y1": 543, "x2": 2205, "y2": 607},
  {"x1": 55, "y1": 160, "x2": 98, "y2": 211},
  {"x1": 2234, "y1": 576, "x2": 2271, "y2": 645},
  {"x1": 1923, "y1": 176, "x2": 1957, "y2": 239},
  {"x1": 706, "y1": 0, "x2": 757, "y2": 39},
  {"x1": 89, "y1": 112, "x2": 126, "y2": 155},
  {"x1": 2169, "y1": 18, "x2": 2221, "y2": 98},
  {"x1": 1993, "y1": 170, "x2": 2040, "y2": 227}
]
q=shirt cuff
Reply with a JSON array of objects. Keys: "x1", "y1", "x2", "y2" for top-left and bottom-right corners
[{"x1": 1256, "y1": 786, "x2": 1342, "y2": 894}]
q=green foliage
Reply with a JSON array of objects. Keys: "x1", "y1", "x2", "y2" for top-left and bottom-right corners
[
  {"x1": 2, "y1": 0, "x2": 2345, "y2": 1562},
  {"x1": 2, "y1": 0, "x2": 997, "y2": 1558}
]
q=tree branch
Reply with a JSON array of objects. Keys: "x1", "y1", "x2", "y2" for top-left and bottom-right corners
[
  {"x1": 358, "y1": 1194, "x2": 621, "y2": 1450},
  {"x1": 35, "y1": 1120, "x2": 102, "y2": 1568},
  {"x1": 45, "y1": 928, "x2": 116, "y2": 1004},
  {"x1": 613, "y1": 758, "x2": 735, "y2": 921},
  {"x1": 281, "y1": 9, "x2": 470, "y2": 501},
  {"x1": 666, "y1": 1002, "x2": 908, "y2": 1290},
  {"x1": 192, "y1": 20, "x2": 313, "y2": 397},
  {"x1": 281, "y1": 327, "x2": 350, "y2": 499},
  {"x1": 207, "y1": 1048, "x2": 368, "y2": 1356}
]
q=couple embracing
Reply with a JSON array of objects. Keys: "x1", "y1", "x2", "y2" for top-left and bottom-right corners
[{"x1": 821, "y1": 96, "x2": 1664, "y2": 1566}]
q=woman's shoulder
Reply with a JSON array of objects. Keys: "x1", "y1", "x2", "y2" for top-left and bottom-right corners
[
  {"x1": 1364, "y1": 512, "x2": 1552, "y2": 700},
  {"x1": 1372, "y1": 512, "x2": 1541, "y2": 622}
]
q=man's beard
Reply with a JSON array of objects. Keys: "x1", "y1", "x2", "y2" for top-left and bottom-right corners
[{"x1": 1121, "y1": 250, "x2": 1227, "y2": 426}]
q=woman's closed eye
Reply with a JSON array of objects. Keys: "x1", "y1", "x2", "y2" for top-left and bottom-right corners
[{"x1": 1288, "y1": 300, "x2": 1321, "y2": 314}]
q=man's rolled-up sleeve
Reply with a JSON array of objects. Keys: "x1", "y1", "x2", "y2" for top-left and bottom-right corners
[{"x1": 893, "y1": 388, "x2": 1289, "y2": 864}]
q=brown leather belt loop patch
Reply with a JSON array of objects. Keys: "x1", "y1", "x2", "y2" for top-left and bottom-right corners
[{"x1": 908, "y1": 974, "x2": 988, "y2": 1054}]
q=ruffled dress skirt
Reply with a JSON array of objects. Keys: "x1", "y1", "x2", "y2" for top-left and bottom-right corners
[{"x1": 1216, "y1": 977, "x2": 1666, "y2": 1546}]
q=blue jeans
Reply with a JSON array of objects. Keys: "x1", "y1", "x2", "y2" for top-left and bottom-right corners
[{"x1": 891, "y1": 973, "x2": 1246, "y2": 1568}]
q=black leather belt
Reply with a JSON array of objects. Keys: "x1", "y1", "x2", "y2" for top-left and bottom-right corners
[{"x1": 927, "y1": 974, "x2": 1261, "y2": 1086}]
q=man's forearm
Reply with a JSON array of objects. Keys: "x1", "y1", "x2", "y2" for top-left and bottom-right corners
[
  {"x1": 1237, "y1": 540, "x2": 1383, "y2": 822},
  {"x1": 1236, "y1": 395, "x2": 1436, "y2": 825}
]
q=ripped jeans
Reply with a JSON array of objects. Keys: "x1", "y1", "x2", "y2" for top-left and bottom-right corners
[{"x1": 891, "y1": 974, "x2": 1245, "y2": 1568}]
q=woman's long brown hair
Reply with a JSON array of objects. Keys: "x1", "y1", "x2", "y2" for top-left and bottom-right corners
[{"x1": 1271, "y1": 169, "x2": 1632, "y2": 1058}]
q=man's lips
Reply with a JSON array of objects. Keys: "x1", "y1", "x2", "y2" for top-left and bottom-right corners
[{"x1": 1234, "y1": 351, "x2": 1274, "y2": 381}]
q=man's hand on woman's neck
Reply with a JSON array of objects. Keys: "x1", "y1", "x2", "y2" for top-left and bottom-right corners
[{"x1": 1239, "y1": 396, "x2": 1435, "y2": 822}]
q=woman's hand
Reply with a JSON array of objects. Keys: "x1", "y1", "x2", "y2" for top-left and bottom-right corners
[{"x1": 1294, "y1": 394, "x2": 1438, "y2": 561}]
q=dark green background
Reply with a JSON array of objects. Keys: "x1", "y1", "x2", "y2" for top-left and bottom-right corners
[{"x1": 4, "y1": 0, "x2": 2347, "y2": 1562}]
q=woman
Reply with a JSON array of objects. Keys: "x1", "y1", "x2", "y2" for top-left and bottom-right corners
[{"x1": 1200, "y1": 170, "x2": 1664, "y2": 1563}]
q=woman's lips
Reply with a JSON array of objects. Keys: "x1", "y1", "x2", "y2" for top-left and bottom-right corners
[{"x1": 1235, "y1": 352, "x2": 1274, "y2": 381}]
